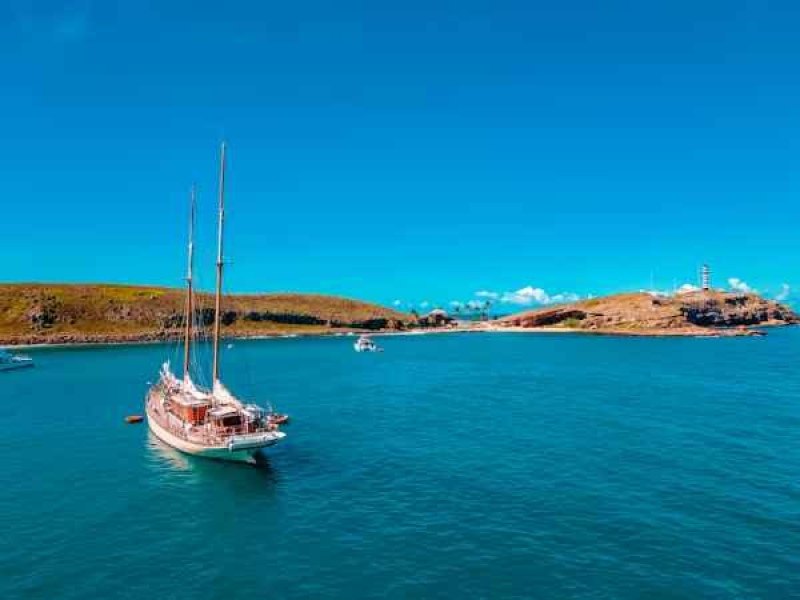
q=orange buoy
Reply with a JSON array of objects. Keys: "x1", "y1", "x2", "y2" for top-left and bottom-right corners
[{"x1": 125, "y1": 415, "x2": 144, "y2": 424}]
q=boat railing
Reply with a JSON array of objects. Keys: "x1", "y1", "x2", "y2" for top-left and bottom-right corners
[{"x1": 150, "y1": 401, "x2": 276, "y2": 445}]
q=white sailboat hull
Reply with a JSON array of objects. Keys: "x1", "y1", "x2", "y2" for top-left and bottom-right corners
[{"x1": 146, "y1": 408, "x2": 285, "y2": 464}]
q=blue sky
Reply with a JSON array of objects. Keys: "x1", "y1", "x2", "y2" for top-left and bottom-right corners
[{"x1": 2, "y1": 1, "x2": 800, "y2": 310}]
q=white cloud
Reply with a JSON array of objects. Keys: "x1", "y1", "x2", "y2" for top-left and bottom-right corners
[
  {"x1": 643, "y1": 289, "x2": 671, "y2": 298},
  {"x1": 500, "y1": 285, "x2": 579, "y2": 306},
  {"x1": 646, "y1": 284, "x2": 705, "y2": 296},
  {"x1": 392, "y1": 300, "x2": 402, "y2": 307},
  {"x1": 676, "y1": 283, "x2": 699, "y2": 295},
  {"x1": 475, "y1": 290, "x2": 500, "y2": 300},
  {"x1": 549, "y1": 292, "x2": 580, "y2": 304},
  {"x1": 448, "y1": 300, "x2": 488, "y2": 311},
  {"x1": 775, "y1": 283, "x2": 790, "y2": 302},
  {"x1": 419, "y1": 301, "x2": 430, "y2": 309},
  {"x1": 728, "y1": 277, "x2": 754, "y2": 293},
  {"x1": 501, "y1": 286, "x2": 548, "y2": 305}
]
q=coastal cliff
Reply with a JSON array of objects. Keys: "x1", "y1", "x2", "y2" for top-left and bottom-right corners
[
  {"x1": 0, "y1": 284, "x2": 412, "y2": 346},
  {"x1": 498, "y1": 291, "x2": 798, "y2": 336}
]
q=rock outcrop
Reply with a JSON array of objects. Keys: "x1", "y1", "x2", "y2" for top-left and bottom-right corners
[{"x1": 498, "y1": 291, "x2": 798, "y2": 335}]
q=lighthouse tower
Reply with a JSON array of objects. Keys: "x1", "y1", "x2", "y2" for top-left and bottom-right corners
[{"x1": 701, "y1": 264, "x2": 711, "y2": 292}]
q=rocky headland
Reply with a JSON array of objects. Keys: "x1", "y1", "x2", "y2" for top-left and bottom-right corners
[{"x1": 496, "y1": 290, "x2": 798, "y2": 336}]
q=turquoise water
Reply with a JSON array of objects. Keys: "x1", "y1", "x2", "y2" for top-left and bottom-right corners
[{"x1": 3, "y1": 330, "x2": 800, "y2": 599}]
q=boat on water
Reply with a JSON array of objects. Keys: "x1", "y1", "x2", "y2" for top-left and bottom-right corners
[
  {"x1": 0, "y1": 349, "x2": 34, "y2": 372},
  {"x1": 354, "y1": 335, "x2": 382, "y2": 353},
  {"x1": 145, "y1": 144, "x2": 286, "y2": 464}
]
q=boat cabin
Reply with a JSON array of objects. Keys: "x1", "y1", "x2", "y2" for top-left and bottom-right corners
[
  {"x1": 169, "y1": 394, "x2": 211, "y2": 425},
  {"x1": 208, "y1": 405, "x2": 243, "y2": 429}
]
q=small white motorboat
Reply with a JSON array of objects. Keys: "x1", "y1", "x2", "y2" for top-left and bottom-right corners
[
  {"x1": 353, "y1": 335, "x2": 382, "y2": 353},
  {"x1": 0, "y1": 349, "x2": 34, "y2": 372}
]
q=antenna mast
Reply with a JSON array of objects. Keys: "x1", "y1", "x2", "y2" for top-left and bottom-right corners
[
  {"x1": 212, "y1": 142, "x2": 226, "y2": 387},
  {"x1": 183, "y1": 185, "x2": 196, "y2": 382}
]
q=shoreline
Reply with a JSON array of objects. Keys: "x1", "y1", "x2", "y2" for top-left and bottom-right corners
[
  {"x1": 2, "y1": 329, "x2": 443, "y2": 350},
  {"x1": 481, "y1": 323, "x2": 790, "y2": 337},
  {"x1": 4, "y1": 322, "x2": 789, "y2": 350}
]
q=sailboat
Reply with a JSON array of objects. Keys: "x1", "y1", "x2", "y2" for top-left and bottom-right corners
[{"x1": 145, "y1": 143, "x2": 286, "y2": 464}]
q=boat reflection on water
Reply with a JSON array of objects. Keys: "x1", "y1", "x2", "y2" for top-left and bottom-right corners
[
  {"x1": 146, "y1": 430, "x2": 278, "y2": 479},
  {"x1": 147, "y1": 430, "x2": 192, "y2": 471}
]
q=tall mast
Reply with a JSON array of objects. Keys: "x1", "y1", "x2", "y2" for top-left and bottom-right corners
[
  {"x1": 183, "y1": 185, "x2": 196, "y2": 382},
  {"x1": 211, "y1": 142, "x2": 227, "y2": 386}
]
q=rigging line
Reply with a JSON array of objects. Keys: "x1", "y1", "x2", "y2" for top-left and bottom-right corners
[
  {"x1": 241, "y1": 340, "x2": 259, "y2": 404},
  {"x1": 170, "y1": 284, "x2": 182, "y2": 372},
  {"x1": 199, "y1": 293, "x2": 213, "y2": 389},
  {"x1": 244, "y1": 342, "x2": 273, "y2": 412},
  {"x1": 191, "y1": 289, "x2": 209, "y2": 389},
  {"x1": 183, "y1": 184, "x2": 196, "y2": 382},
  {"x1": 211, "y1": 141, "x2": 226, "y2": 387}
]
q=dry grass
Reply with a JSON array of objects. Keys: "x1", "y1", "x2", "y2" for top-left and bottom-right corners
[{"x1": 0, "y1": 283, "x2": 410, "y2": 344}]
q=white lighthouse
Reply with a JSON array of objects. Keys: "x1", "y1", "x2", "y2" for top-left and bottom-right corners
[{"x1": 701, "y1": 264, "x2": 711, "y2": 292}]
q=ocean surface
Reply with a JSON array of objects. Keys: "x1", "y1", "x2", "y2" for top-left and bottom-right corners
[{"x1": 3, "y1": 330, "x2": 800, "y2": 599}]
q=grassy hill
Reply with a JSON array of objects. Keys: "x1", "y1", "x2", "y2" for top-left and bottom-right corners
[
  {"x1": 0, "y1": 283, "x2": 412, "y2": 345},
  {"x1": 497, "y1": 290, "x2": 798, "y2": 335}
]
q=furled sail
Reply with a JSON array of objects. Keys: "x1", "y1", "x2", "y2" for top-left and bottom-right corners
[
  {"x1": 183, "y1": 375, "x2": 210, "y2": 400},
  {"x1": 213, "y1": 380, "x2": 244, "y2": 409},
  {"x1": 160, "y1": 361, "x2": 180, "y2": 388}
]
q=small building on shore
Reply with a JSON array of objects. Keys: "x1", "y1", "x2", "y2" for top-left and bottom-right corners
[{"x1": 417, "y1": 308, "x2": 454, "y2": 328}]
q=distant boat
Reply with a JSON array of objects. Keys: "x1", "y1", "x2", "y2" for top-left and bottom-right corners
[
  {"x1": 145, "y1": 144, "x2": 286, "y2": 464},
  {"x1": 354, "y1": 335, "x2": 382, "y2": 353},
  {"x1": 0, "y1": 349, "x2": 34, "y2": 372}
]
